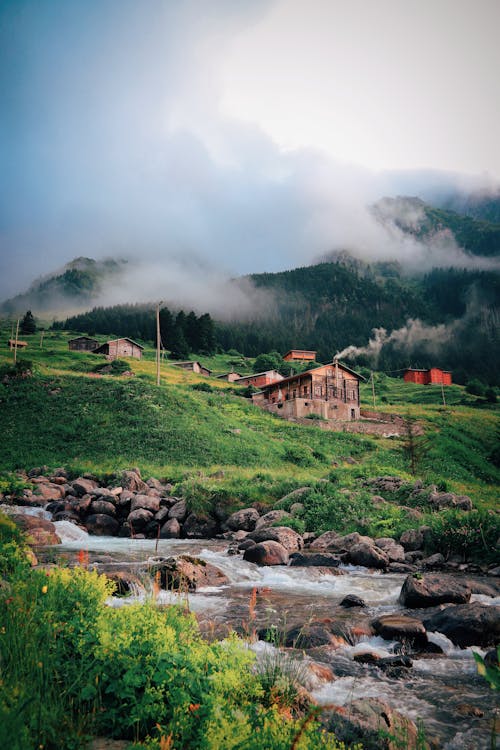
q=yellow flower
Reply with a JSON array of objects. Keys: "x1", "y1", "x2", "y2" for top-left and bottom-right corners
[{"x1": 41, "y1": 585, "x2": 48, "y2": 594}]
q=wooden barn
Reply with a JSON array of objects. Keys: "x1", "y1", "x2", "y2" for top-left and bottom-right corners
[
  {"x1": 215, "y1": 371, "x2": 243, "y2": 382},
  {"x1": 171, "y1": 361, "x2": 212, "y2": 377},
  {"x1": 233, "y1": 370, "x2": 284, "y2": 388},
  {"x1": 403, "y1": 368, "x2": 452, "y2": 385},
  {"x1": 8, "y1": 339, "x2": 28, "y2": 350},
  {"x1": 68, "y1": 336, "x2": 99, "y2": 352},
  {"x1": 254, "y1": 360, "x2": 363, "y2": 421},
  {"x1": 93, "y1": 338, "x2": 144, "y2": 360},
  {"x1": 283, "y1": 349, "x2": 317, "y2": 362}
]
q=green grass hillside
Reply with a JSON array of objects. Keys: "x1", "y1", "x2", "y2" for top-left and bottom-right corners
[{"x1": 1, "y1": 327, "x2": 498, "y2": 535}]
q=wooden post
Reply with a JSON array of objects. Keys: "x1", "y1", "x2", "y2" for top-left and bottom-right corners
[
  {"x1": 441, "y1": 380, "x2": 446, "y2": 408},
  {"x1": 40, "y1": 330, "x2": 45, "y2": 348},
  {"x1": 371, "y1": 371, "x2": 376, "y2": 408},
  {"x1": 14, "y1": 318, "x2": 20, "y2": 363},
  {"x1": 156, "y1": 301, "x2": 163, "y2": 386}
]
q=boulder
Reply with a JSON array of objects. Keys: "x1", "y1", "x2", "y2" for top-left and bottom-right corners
[
  {"x1": 168, "y1": 499, "x2": 188, "y2": 522},
  {"x1": 423, "y1": 602, "x2": 500, "y2": 647},
  {"x1": 226, "y1": 507, "x2": 260, "y2": 531},
  {"x1": 248, "y1": 526, "x2": 303, "y2": 552},
  {"x1": 237, "y1": 539, "x2": 256, "y2": 551},
  {"x1": 399, "y1": 528, "x2": 423, "y2": 551},
  {"x1": 428, "y1": 491, "x2": 473, "y2": 511},
  {"x1": 339, "y1": 594, "x2": 366, "y2": 608},
  {"x1": 72, "y1": 477, "x2": 98, "y2": 496},
  {"x1": 146, "y1": 477, "x2": 165, "y2": 493},
  {"x1": 327, "y1": 532, "x2": 375, "y2": 553},
  {"x1": 254, "y1": 509, "x2": 291, "y2": 530},
  {"x1": 116, "y1": 490, "x2": 134, "y2": 510},
  {"x1": 159, "y1": 518, "x2": 181, "y2": 539},
  {"x1": 127, "y1": 508, "x2": 154, "y2": 532},
  {"x1": 89, "y1": 500, "x2": 116, "y2": 516},
  {"x1": 154, "y1": 507, "x2": 170, "y2": 524},
  {"x1": 284, "y1": 621, "x2": 351, "y2": 649},
  {"x1": 309, "y1": 530, "x2": 340, "y2": 549},
  {"x1": 371, "y1": 614, "x2": 428, "y2": 648},
  {"x1": 349, "y1": 543, "x2": 389, "y2": 569},
  {"x1": 85, "y1": 514, "x2": 120, "y2": 536},
  {"x1": 148, "y1": 555, "x2": 228, "y2": 591},
  {"x1": 324, "y1": 697, "x2": 420, "y2": 750},
  {"x1": 89, "y1": 487, "x2": 117, "y2": 500},
  {"x1": 32, "y1": 481, "x2": 66, "y2": 503},
  {"x1": 289, "y1": 552, "x2": 341, "y2": 567},
  {"x1": 243, "y1": 540, "x2": 289, "y2": 566},
  {"x1": 399, "y1": 573, "x2": 471, "y2": 608},
  {"x1": 130, "y1": 494, "x2": 161, "y2": 513},
  {"x1": 183, "y1": 514, "x2": 218, "y2": 538},
  {"x1": 375, "y1": 538, "x2": 406, "y2": 562},
  {"x1": 120, "y1": 470, "x2": 149, "y2": 494},
  {"x1": 421, "y1": 553, "x2": 445, "y2": 569},
  {"x1": 11, "y1": 514, "x2": 60, "y2": 545},
  {"x1": 290, "y1": 502, "x2": 304, "y2": 517}
]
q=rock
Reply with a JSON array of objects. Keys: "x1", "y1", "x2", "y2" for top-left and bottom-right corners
[
  {"x1": 154, "y1": 507, "x2": 170, "y2": 524},
  {"x1": 289, "y1": 552, "x2": 341, "y2": 567},
  {"x1": 120, "y1": 470, "x2": 149, "y2": 494},
  {"x1": 89, "y1": 500, "x2": 116, "y2": 516},
  {"x1": 127, "y1": 508, "x2": 154, "y2": 532},
  {"x1": 466, "y1": 580, "x2": 500, "y2": 598},
  {"x1": 327, "y1": 532, "x2": 375, "y2": 553},
  {"x1": 349, "y1": 542, "x2": 389, "y2": 569},
  {"x1": 248, "y1": 526, "x2": 303, "y2": 552},
  {"x1": 399, "y1": 573, "x2": 471, "y2": 608},
  {"x1": 423, "y1": 602, "x2": 500, "y2": 647},
  {"x1": 45, "y1": 500, "x2": 68, "y2": 515},
  {"x1": 428, "y1": 491, "x2": 473, "y2": 511},
  {"x1": 168, "y1": 499, "x2": 188, "y2": 522},
  {"x1": 399, "y1": 528, "x2": 423, "y2": 551},
  {"x1": 421, "y1": 553, "x2": 445, "y2": 569},
  {"x1": 243, "y1": 540, "x2": 289, "y2": 566},
  {"x1": 32, "y1": 481, "x2": 66, "y2": 503},
  {"x1": 159, "y1": 518, "x2": 180, "y2": 539},
  {"x1": 72, "y1": 477, "x2": 98, "y2": 496},
  {"x1": 277, "y1": 486, "x2": 312, "y2": 505},
  {"x1": 237, "y1": 539, "x2": 256, "y2": 551},
  {"x1": 388, "y1": 562, "x2": 417, "y2": 574},
  {"x1": 284, "y1": 621, "x2": 350, "y2": 649},
  {"x1": 89, "y1": 487, "x2": 117, "y2": 500},
  {"x1": 226, "y1": 507, "x2": 260, "y2": 531},
  {"x1": 85, "y1": 514, "x2": 120, "y2": 536},
  {"x1": 371, "y1": 614, "x2": 428, "y2": 648},
  {"x1": 148, "y1": 555, "x2": 228, "y2": 591},
  {"x1": 375, "y1": 538, "x2": 406, "y2": 562},
  {"x1": 130, "y1": 494, "x2": 161, "y2": 513},
  {"x1": 324, "y1": 697, "x2": 420, "y2": 750},
  {"x1": 183, "y1": 514, "x2": 218, "y2": 538},
  {"x1": 254, "y1": 509, "x2": 291, "y2": 530},
  {"x1": 103, "y1": 571, "x2": 143, "y2": 597},
  {"x1": 146, "y1": 477, "x2": 164, "y2": 493},
  {"x1": 353, "y1": 651, "x2": 381, "y2": 664},
  {"x1": 290, "y1": 502, "x2": 304, "y2": 516},
  {"x1": 339, "y1": 594, "x2": 366, "y2": 608},
  {"x1": 11, "y1": 514, "x2": 60, "y2": 545},
  {"x1": 488, "y1": 566, "x2": 500, "y2": 577},
  {"x1": 309, "y1": 530, "x2": 340, "y2": 549},
  {"x1": 116, "y1": 490, "x2": 134, "y2": 510},
  {"x1": 70, "y1": 494, "x2": 93, "y2": 514}
]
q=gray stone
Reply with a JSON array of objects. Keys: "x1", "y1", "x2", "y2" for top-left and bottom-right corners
[
  {"x1": 85, "y1": 514, "x2": 120, "y2": 536},
  {"x1": 399, "y1": 528, "x2": 423, "y2": 551},
  {"x1": 89, "y1": 500, "x2": 116, "y2": 516},
  {"x1": 399, "y1": 573, "x2": 471, "y2": 608},
  {"x1": 159, "y1": 518, "x2": 180, "y2": 539},
  {"x1": 349, "y1": 543, "x2": 389, "y2": 569},
  {"x1": 423, "y1": 602, "x2": 500, "y2": 648},
  {"x1": 226, "y1": 507, "x2": 260, "y2": 531},
  {"x1": 127, "y1": 508, "x2": 154, "y2": 532},
  {"x1": 254, "y1": 509, "x2": 291, "y2": 530},
  {"x1": 72, "y1": 477, "x2": 98, "y2": 496},
  {"x1": 248, "y1": 526, "x2": 303, "y2": 552},
  {"x1": 168, "y1": 499, "x2": 188, "y2": 522},
  {"x1": 243, "y1": 540, "x2": 289, "y2": 566},
  {"x1": 130, "y1": 494, "x2": 161, "y2": 513}
]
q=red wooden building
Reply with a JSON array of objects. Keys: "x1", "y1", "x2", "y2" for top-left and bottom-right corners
[
  {"x1": 233, "y1": 370, "x2": 284, "y2": 388},
  {"x1": 403, "y1": 368, "x2": 452, "y2": 385},
  {"x1": 171, "y1": 361, "x2": 211, "y2": 377},
  {"x1": 283, "y1": 349, "x2": 317, "y2": 362},
  {"x1": 254, "y1": 360, "x2": 363, "y2": 421}
]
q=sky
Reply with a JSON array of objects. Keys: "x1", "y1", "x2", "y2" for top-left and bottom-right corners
[{"x1": 0, "y1": 0, "x2": 499, "y2": 308}]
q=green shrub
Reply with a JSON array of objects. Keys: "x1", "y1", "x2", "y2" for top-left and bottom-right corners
[
  {"x1": 283, "y1": 445, "x2": 313, "y2": 466},
  {"x1": 465, "y1": 379, "x2": 486, "y2": 397},
  {"x1": 191, "y1": 382, "x2": 214, "y2": 393},
  {"x1": 273, "y1": 516, "x2": 305, "y2": 535},
  {"x1": 426, "y1": 509, "x2": 500, "y2": 562}
]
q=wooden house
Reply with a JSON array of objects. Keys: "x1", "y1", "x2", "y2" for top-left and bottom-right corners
[
  {"x1": 93, "y1": 338, "x2": 144, "y2": 360},
  {"x1": 403, "y1": 368, "x2": 452, "y2": 385},
  {"x1": 283, "y1": 349, "x2": 317, "y2": 362},
  {"x1": 8, "y1": 339, "x2": 28, "y2": 350},
  {"x1": 171, "y1": 361, "x2": 212, "y2": 377},
  {"x1": 233, "y1": 370, "x2": 284, "y2": 388},
  {"x1": 68, "y1": 336, "x2": 99, "y2": 352},
  {"x1": 254, "y1": 360, "x2": 363, "y2": 421}
]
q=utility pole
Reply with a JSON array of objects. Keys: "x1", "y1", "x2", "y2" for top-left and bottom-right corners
[
  {"x1": 40, "y1": 330, "x2": 45, "y2": 349},
  {"x1": 371, "y1": 371, "x2": 376, "y2": 408},
  {"x1": 440, "y1": 379, "x2": 446, "y2": 408},
  {"x1": 13, "y1": 318, "x2": 20, "y2": 364},
  {"x1": 156, "y1": 301, "x2": 163, "y2": 386}
]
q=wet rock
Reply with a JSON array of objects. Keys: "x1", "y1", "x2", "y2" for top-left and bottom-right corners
[
  {"x1": 423, "y1": 601, "x2": 500, "y2": 648},
  {"x1": 45, "y1": 500, "x2": 68, "y2": 515},
  {"x1": 323, "y1": 697, "x2": 420, "y2": 750},
  {"x1": 183, "y1": 513, "x2": 218, "y2": 538},
  {"x1": 148, "y1": 555, "x2": 228, "y2": 591},
  {"x1": 488, "y1": 566, "x2": 500, "y2": 577},
  {"x1": 159, "y1": 518, "x2": 180, "y2": 539},
  {"x1": 154, "y1": 507, "x2": 170, "y2": 524},
  {"x1": 72, "y1": 477, "x2": 98, "y2": 496},
  {"x1": 284, "y1": 621, "x2": 351, "y2": 649},
  {"x1": 388, "y1": 562, "x2": 417, "y2": 573},
  {"x1": 168, "y1": 499, "x2": 188, "y2": 522},
  {"x1": 248, "y1": 526, "x2": 303, "y2": 553},
  {"x1": 375, "y1": 538, "x2": 406, "y2": 562},
  {"x1": 32, "y1": 481, "x2": 66, "y2": 503},
  {"x1": 340, "y1": 594, "x2": 366, "y2": 608},
  {"x1": 85, "y1": 514, "x2": 120, "y2": 536},
  {"x1": 349, "y1": 542, "x2": 389, "y2": 569},
  {"x1": 399, "y1": 528, "x2": 423, "y2": 551},
  {"x1": 237, "y1": 539, "x2": 256, "y2": 551},
  {"x1": 399, "y1": 573, "x2": 471, "y2": 608},
  {"x1": 127, "y1": 508, "x2": 154, "y2": 532},
  {"x1": 421, "y1": 553, "x2": 445, "y2": 569},
  {"x1": 89, "y1": 487, "x2": 117, "y2": 500},
  {"x1": 89, "y1": 500, "x2": 116, "y2": 516},
  {"x1": 371, "y1": 614, "x2": 428, "y2": 649},
  {"x1": 11, "y1": 514, "x2": 60, "y2": 545},
  {"x1": 466, "y1": 580, "x2": 500, "y2": 597},
  {"x1": 254, "y1": 509, "x2": 291, "y2": 530},
  {"x1": 327, "y1": 532, "x2": 375, "y2": 554},
  {"x1": 289, "y1": 552, "x2": 341, "y2": 567},
  {"x1": 116, "y1": 490, "x2": 134, "y2": 510},
  {"x1": 130, "y1": 494, "x2": 160, "y2": 513},
  {"x1": 226, "y1": 507, "x2": 260, "y2": 531},
  {"x1": 243, "y1": 540, "x2": 289, "y2": 566},
  {"x1": 353, "y1": 651, "x2": 380, "y2": 664},
  {"x1": 103, "y1": 571, "x2": 143, "y2": 597},
  {"x1": 52, "y1": 511, "x2": 81, "y2": 523}
]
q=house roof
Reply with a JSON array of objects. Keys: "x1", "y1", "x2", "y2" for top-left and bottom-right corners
[
  {"x1": 69, "y1": 336, "x2": 98, "y2": 342},
  {"x1": 404, "y1": 367, "x2": 451, "y2": 374},
  {"x1": 215, "y1": 371, "x2": 243, "y2": 379},
  {"x1": 283, "y1": 349, "x2": 317, "y2": 357},
  {"x1": 233, "y1": 370, "x2": 283, "y2": 381},
  {"x1": 172, "y1": 361, "x2": 212, "y2": 373},
  {"x1": 98, "y1": 337, "x2": 144, "y2": 349},
  {"x1": 260, "y1": 361, "x2": 365, "y2": 389}
]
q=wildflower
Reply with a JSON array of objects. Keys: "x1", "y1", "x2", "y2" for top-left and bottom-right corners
[{"x1": 41, "y1": 585, "x2": 48, "y2": 594}]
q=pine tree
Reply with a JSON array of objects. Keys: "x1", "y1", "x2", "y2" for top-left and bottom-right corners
[{"x1": 20, "y1": 310, "x2": 36, "y2": 335}]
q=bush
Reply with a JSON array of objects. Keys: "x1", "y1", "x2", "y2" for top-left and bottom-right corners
[
  {"x1": 283, "y1": 445, "x2": 313, "y2": 466},
  {"x1": 191, "y1": 382, "x2": 214, "y2": 393},
  {"x1": 426, "y1": 509, "x2": 500, "y2": 562},
  {"x1": 465, "y1": 379, "x2": 486, "y2": 397},
  {"x1": 93, "y1": 359, "x2": 130, "y2": 375}
]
